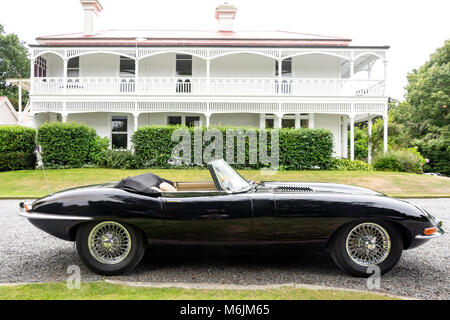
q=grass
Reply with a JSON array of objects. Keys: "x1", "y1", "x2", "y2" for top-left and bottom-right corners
[
  {"x1": 0, "y1": 282, "x2": 398, "y2": 300},
  {"x1": 0, "y1": 168, "x2": 449, "y2": 198}
]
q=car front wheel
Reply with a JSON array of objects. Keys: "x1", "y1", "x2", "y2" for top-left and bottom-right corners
[
  {"x1": 330, "y1": 221, "x2": 403, "y2": 277},
  {"x1": 76, "y1": 221, "x2": 145, "y2": 276}
]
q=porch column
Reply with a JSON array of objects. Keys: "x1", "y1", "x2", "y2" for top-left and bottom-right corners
[
  {"x1": 308, "y1": 113, "x2": 315, "y2": 129},
  {"x1": 30, "y1": 59, "x2": 35, "y2": 95},
  {"x1": 350, "y1": 57, "x2": 355, "y2": 96},
  {"x1": 61, "y1": 112, "x2": 68, "y2": 123},
  {"x1": 63, "y1": 59, "x2": 68, "y2": 94},
  {"x1": 367, "y1": 115, "x2": 373, "y2": 164},
  {"x1": 29, "y1": 113, "x2": 36, "y2": 129},
  {"x1": 206, "y1": 60, "x2": 211, "y2": 95},
  {"x1": 135, "y1": 59, "x2": 139, "y2": 78},
  {"x1": 383, "y1": 59, "x2": 388, "y2": 96},
  {"x1": 205, "y1": 113, "x2": 211, "y2": 128},
  {"x1": 259, "y1": 114, "x2": 265, "y2": 129},
  {"x1": 295, "y1": 114, "x2": 300, "y2": 129},
  {"x1": 133, "y1": 112, "x2": 139, "y2": 132},
  {"x1": 383, "y1": 113, "x2": 388, "y2": 154},
  {"x1": 277, "y1": 59, "x2": 282, "y2": 94},
  {"x1": 367, "y1": 65, "x2": 372, "y2": 79},
  {"x1": 349, "y1": 114, "x2": 355, "y2": 161},
  {"x1": 275, "y1": 113, "x2": 282, "y2": 129}
]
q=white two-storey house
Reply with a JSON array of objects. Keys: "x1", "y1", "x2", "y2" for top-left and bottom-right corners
[{"x1": 27, "y1": 0, "x2": 389, "y2": 161}]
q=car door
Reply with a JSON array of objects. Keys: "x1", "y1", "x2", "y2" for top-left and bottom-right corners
[{"x1": 161, "y1": 191, "x2": 253, "y2": 241}]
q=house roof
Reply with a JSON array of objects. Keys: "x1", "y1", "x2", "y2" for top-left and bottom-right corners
[{"x1": 35, "y1": 29, "x2": 352, "y2": 47}]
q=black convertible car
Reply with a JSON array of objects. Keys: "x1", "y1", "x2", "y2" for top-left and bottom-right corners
[{"x1": 18, "y1": 159, "x2": 443, "y2": 277}]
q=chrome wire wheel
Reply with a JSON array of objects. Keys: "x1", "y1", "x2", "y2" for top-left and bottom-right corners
[
  {"x1": 88, "y1": 221, "x2": 132, "y2": 265},
  {"x1": 345, "y1": 222, "x2": 391, "y2": 266}
]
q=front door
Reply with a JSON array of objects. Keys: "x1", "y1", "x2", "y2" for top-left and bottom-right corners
[{"x1": 161, "y1": 191, "x2": 253, "y2": 241}]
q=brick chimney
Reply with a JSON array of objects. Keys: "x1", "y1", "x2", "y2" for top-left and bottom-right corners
[
  {"x1": 80, "y1": 0, "x2": 103, "y2": 36},
  {"x1": 215, "y1": 3, "x2": 237, "y2": 32}
]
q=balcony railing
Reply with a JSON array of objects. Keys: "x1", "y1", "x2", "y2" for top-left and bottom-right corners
[{"x1": 31, "y1": 77, "x2": 385, "y2": 97}]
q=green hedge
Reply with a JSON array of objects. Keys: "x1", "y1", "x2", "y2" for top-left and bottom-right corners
[
  {"x1": 132, "y1": 126, "x2": 334, "y2": 170},
  {"x1": 331, "y1": 158, "x2": 372, "y2": 171},
  {"x1": 373, "y1": 148, "x2": 425, "y2": 174},
  {"x1": 0, "y1": 126, "x2": 37, "y2": 171},
  {"x1": 37, "y1": 122, "x2": 97, "y2": 168}
]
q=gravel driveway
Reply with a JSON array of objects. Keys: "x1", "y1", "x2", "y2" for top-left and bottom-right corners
[{"x1": 0, "y1": 199, "x2": 448, "y2": 299}]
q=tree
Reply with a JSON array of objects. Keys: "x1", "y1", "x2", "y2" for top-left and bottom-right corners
[
  {"x1": 392, "y1": 40, "x2": 450, "y2": 174},
  {"x1": 0, "y1": 24, "x2": 30, "y2": 109}
]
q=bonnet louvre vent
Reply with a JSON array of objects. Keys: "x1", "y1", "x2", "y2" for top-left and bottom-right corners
[{"x1": 274, "y1": 186, "x2": 313, "y2": 192}]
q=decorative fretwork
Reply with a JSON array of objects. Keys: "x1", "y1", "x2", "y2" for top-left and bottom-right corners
[{"x1": 30, "y1": 47, "x2": 388, "y2": 62}]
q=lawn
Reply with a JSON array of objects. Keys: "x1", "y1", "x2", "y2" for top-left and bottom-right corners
[
  {"x1": 0, "y1": 168, "x2": 449, "y2": 198},
  {"x1": 0, "y1": 282, "x2": 398, "y2": 300}
]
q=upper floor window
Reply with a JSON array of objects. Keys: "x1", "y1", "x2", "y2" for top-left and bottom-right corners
[
  {"x1": 275, "y1": 58, "x2": 292, "y2": 76},
  {"x1": 120, "y1": 56, "x2": 135, "y2": 77},
  {"x1": 34, "y1": 57, "x2": 47, "y2": 78},
  {"x1": 67, "y1": 57, "x2": 80, "y2": 77},
  {"x1": 176, "y1": 54, "x2": 192, "y2": 76}
]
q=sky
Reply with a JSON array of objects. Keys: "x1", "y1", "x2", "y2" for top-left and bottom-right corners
[{"x1": 1, "y1": 0, "x2": 449, "y2": 100}]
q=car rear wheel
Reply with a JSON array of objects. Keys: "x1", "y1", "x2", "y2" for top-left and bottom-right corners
[
  {"x1": 76, "y1": 221, "x2": 145, "y2": 276},
  {"x1": 330, "y1": 221, "x2": 403, "y2": 277}
]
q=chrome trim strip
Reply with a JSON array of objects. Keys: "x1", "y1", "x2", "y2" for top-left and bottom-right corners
[{"x1": 17, "y1": 211, "x2": 93, "y2": 221}]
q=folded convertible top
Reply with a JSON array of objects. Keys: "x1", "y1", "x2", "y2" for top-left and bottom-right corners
[{"x1": 115, "y1": 172, "x2": 174, "y2": 194}]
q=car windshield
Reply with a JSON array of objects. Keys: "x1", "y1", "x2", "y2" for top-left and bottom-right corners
[{"x1": 210, "y1": 160, "x2": 250, "y2": 193}]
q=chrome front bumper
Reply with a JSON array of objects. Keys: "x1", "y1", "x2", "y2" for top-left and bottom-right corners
[{"x1": 415, "y1": 224, "x2": 445, "y2": 239}]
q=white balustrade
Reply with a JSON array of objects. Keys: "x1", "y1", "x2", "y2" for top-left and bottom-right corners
[{"x1": 32, "y1": 77, "x2": 384, "y2": 97}]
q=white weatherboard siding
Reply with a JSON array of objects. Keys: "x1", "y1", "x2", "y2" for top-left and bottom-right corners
[
  {"x1": 34, "y1": 112, "x2": 59, "y2": 127},
  {"x1": 210, "y1": 113, "x2": 260, "y2": 127},
  {"x1": 68, "y1": 112, "x2": 111, "y2": 138},
  {"x1": 292, "y1": 55, "x2": 342, "y2": 78},
  {"x1": 211, "y1": 54, "x2": 274, "y2": 78},
  {"x1": 46, "y1": 54, "x2": 64, "y2": 77},
  {"x1": 80, "y1": 54, "x2": 119, "y2": 77},
  {"x1": 139, "y1": 54, "x2": 175, "y2": 77},
  {"x1": 314, "y1": 114, "x2": 342, "y2": 156}
]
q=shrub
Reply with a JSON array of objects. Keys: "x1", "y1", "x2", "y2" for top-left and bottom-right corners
[
  {"x1": 97, "y1": 148, "x2": 136, "y2": 169},
  {"x1": 0, "y1": 126, "x2": 36, "y2": 171},
  {"x1": 331, "y1": 158, "x2": 372, "y2": 171},
  {"x1": 0, "y1": 151, "x2": 36, "y2": 171},
  {"x1": 89, "y1": 136, "x2": 110, "y2": 165},
  {"x1": 415, "y1": 137, "x2": 450, "y2": 175},
  {"x1": 37, "y1": 122, "x2": 97, "y2": 168},
  {"x1": 132, "y1": 126, "x2": 334, "y2": 170},
  {"x1": 373, "y1": 148, "x2": 425, "y2": 173}
]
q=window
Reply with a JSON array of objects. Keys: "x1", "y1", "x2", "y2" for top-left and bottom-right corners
[
  {"x1": 301, "y1": 119, "x2": 309, "y2": 128},
  {"x1": 168, "y1": 116, "x2": 182, "y2": 125},
  {"x1": 275, "y1": 58, "x2": 292, "y2": 76},
  {"x1": 265, "y1": 118, "x2": 274, "y2": 129},
  {"x1": 282, "y1": 119, "x2": 295, "y2": 128},
  {"x1": 176, "y1": 54, "x2": 192, "y2": 76},
  {"x1": 67, "y1": 57, "x2": 80, "y2": 77},
  {"x1": 120, "y1": 56, "x2": 135, "y2": 77},
  {"x1": 34, "y1": 57, "x2": 47, "y2": 77},
  {"x1": 186, "y1": 116, "x2": 200, "y2": 127},
  {"x1": 111, "y1": 116, "x2": 128, "y2": 149}
]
